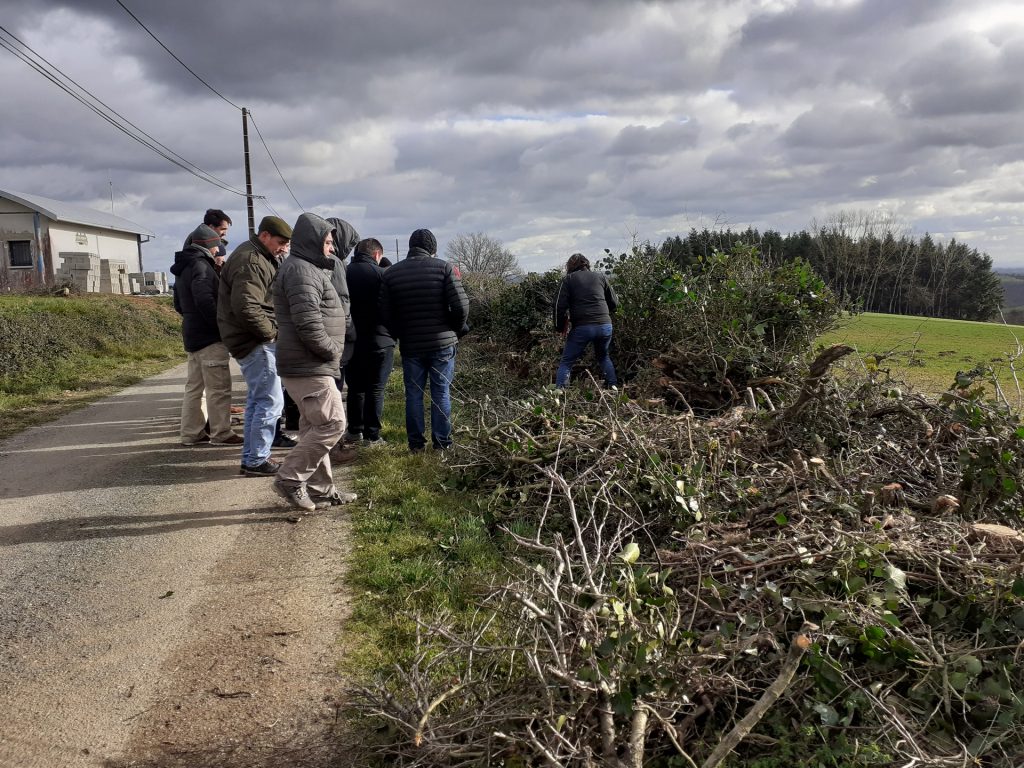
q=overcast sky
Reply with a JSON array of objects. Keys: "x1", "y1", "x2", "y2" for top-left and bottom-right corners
[{"x1": 2, "y1": 0, "x2": 1022, "y2": 274}]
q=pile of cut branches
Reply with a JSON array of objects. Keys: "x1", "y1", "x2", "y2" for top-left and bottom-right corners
[{"x1": 352, "y1": 351, "x2": 1024, "y2": 767}]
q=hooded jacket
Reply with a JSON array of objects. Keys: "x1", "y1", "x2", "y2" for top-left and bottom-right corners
[
  {"x1": 217, "y1": 235, "x2": 280, "y2": 359},
  {"x1": 347, "y1": 247, "x2": 395, "y2": 351},
  {"x1": 553, "y1": 266, "x2": 619, "y2": 331},
  {"x1": 171, "y1": 244, "x2": 221, "y2": 352},
  {"x1": 326, "y1": 217, "x2": 359, "y2": 366},
  {"x1": 273, "y1": 213, "x2": 347, "y2": 377},
  {"x1": 379, "y1": 246, "x2": 469, "y2": 355}
]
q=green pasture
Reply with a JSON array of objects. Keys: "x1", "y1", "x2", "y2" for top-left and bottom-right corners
[{"x1": 821, "y1": 312, "x2": 1024, "y2": 400}]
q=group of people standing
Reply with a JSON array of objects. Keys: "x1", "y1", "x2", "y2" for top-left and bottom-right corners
[
  {"x1": 171, "y1": 207, "x2": 621, "y2": 512},
  {"x1": 171, "y1": 209, "x2": 469, "y2": 512}
]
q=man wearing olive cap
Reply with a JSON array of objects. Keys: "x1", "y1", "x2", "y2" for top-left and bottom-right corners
[{"x1": 217, "y1": 215, "x2": 293, "y2": 476}]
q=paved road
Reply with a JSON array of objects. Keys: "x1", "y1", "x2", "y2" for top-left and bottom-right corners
[{"x1": 0, "y1": 364, "x2": 354, "y2": 768}]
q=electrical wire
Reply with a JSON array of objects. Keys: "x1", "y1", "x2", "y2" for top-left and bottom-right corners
[
  {"x1": 114, "y1": 0, "x2": 241, "y2": 111},
  {"x1": 0, "y1": 25, "x2": 248, "y2": 196},
  {"x1": 109, "y1": 3, "x2": 305, "y2": 213},
  {"x1": 247, "y1": 112, "x2": 305, "y2": 211}
]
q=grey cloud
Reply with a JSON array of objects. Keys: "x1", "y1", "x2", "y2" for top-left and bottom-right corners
[
  {"x1": 607, "y1": 120, "x2": 699, "y2": 156},
  {"x1": 887, "y1": 36, "x2": 1024, "y2": 117},
  {"x1": 781, "y1": 104, "x2": 896, "y2": 150}
]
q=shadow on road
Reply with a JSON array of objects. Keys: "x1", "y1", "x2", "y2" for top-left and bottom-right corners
[{"x1": 0, "y1": 506, "x2": 302, "y2": 547}]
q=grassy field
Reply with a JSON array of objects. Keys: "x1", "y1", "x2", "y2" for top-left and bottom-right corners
[
  {"x1": 0, "y1": 293, "x2": 185, "y2": 438},
  {"x1": 821, "y1": 312, "x2": 1024, "y2": 400}
]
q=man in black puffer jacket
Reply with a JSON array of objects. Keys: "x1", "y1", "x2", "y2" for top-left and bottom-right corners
[
  {"x1": 380, "y1": 228, "x2": 469, "y2": 451},
  {"x1": 171, "y1": 224, "x2": 242, "y2": 446},
  {"x1": 553, "y1": 252, "x2": 619, "y2": 388},
  {"x1": 271, "y1": 213, "x2": 358, "y2": 511}
]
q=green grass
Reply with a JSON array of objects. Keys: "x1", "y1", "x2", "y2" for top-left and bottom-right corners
[
  {"x1": 821, "y1": 312, "x2": 1024, "y2": 398},
  {"x1": 0, "y1": 294, "x2": 185, "y2": 437},
  {"x1": 342, "y1": 366, "x2": 504, "y2": 677}
]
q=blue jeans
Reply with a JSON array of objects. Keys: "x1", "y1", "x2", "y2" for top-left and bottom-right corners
[
  {"x1": 556, "y1": 323, "x2": 617, "y2": 387},
  {"x1": 402, "y1": 345, "x2": 456, "y2": 450},
  {"x1": 237, "y1": 342, "x2": 284, "y2": 466}
]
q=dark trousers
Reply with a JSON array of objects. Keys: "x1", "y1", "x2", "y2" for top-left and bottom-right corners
[
  {"x1": 281, "y1": 387, "x2": 301, "y2": 431},
  {"x1": 344, "y1": 346, "x2": 395, "y2": 440}
]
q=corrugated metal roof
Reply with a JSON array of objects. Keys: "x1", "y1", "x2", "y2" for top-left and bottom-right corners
[{"x1": 0, "y1": 189, "x2": 154, "y2": 237}]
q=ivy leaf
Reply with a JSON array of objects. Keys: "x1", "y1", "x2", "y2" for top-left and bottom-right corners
[
  {"x1": 886, "y1": 565, "x2": 907, "y2": 591},
  {"x1": 620, "y1": 542, "x2": 640, "y2": 565}
]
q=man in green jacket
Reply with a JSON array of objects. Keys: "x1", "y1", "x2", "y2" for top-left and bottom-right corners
[{"x1": 217, "y1": 216, "x2": 292, "y2": 476}]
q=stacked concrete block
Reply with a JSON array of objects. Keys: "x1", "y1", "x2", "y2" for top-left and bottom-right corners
[
  {"x1": 129, "y1": 271, "x2": 170, "y2": 294},
  {"x1": 58, "y1": 252, "x2": 101, "y2": 293},
  {"x1": 99, "y1": 259, "x2": 129, "y2": 295}
]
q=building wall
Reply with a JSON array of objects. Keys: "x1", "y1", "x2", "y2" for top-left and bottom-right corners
[
  {"x1": 0, "y1": 199, "x2": 43, "y2": 290},
  {"x1": 49, "y1": 224, "x2": 142, "y2": 273},
  {"x1": 1, "y1": 198, "x2": 143, "y2": 290}
]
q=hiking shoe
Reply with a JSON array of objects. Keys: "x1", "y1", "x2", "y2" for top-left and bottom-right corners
[
  {"x1": 272, "y1": 479, "x2": 316, "y2": 512},
  {"x1": 241, "y1": 459, "x2": 281, "y2": 476},
  {"x1": 211, "y1": 433, "x2": 244, "y2": 445},
  {"x1": 362, "y1": 437, "x2": 387, "y2": 447},
  {"x1": 309, "y1": 488, "x2": 358, "y2": 508},
  {"x1": 181, "y1": 433, "x2": 211, "y2": 446},
  {"x1": 341, "y1": 431, "x2": 362, "y2": 445},
  {"x1": 272, "y1": 432, "x2": 298, "y2": 448}
]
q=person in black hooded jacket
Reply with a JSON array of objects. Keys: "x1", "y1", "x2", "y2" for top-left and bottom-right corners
[
  {"x1": 344, "y1": 237, "x2": 395, "y2": 444},
  {"x1": 553, "y1": 252, "x2": 619, "y2": 388},
  {"x1": 171, "y1": 224, "x2": 241, "y2": 446},
  {"x1": 379, "y1": 228, "x2": 468, "y2": 451}
]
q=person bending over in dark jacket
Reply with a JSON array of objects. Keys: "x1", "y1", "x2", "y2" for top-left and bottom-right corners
[
  {"x1": 271, "y1": 213, "x2": 358, "y2": 511},
  {"x1": 345, "y1": 238, "x2": 395, "y2": 445},
  {"x1": 379, "y1": 228, "x2": 469, "y2": 451},
  {"x1": 553, "y1": 253, "x2": 619, "y2": 389},
  {"x1": 171, "y1": 224, "x2": 242, "y2": 446}
]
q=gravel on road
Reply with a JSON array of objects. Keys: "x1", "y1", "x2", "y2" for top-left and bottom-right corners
[{"x1": 0, "y1": 364, "x2": 356, "y2": 768}]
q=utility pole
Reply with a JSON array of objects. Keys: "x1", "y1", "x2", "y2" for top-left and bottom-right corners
[{"x1": 242, "y1": 107, "x2": 255, "y2": 236}]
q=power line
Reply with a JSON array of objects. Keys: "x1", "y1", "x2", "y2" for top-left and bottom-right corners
[
  {"x1": 247, "y1": 112, "x2": 305, "y2": 211},
  {"x1": 114, "y1": 0, "x2": 241, "y2": 111},
  {"x1": 110, "y1": 3, "x2": 303, "y2": 214},
  {"x1": 0, "y1": 25, "x2": 249, "y2": 196}
]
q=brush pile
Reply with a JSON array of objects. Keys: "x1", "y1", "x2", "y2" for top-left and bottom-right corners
[{"x1": 352, "y1": 246, "x2": 1024, "y2": 767}]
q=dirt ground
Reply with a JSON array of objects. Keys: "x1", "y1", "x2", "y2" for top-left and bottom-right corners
[{"x1": 0, "y1": 364, "x2": 358, "y2": 768}]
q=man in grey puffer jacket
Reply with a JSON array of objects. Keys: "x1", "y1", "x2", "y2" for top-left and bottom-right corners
[{"x1": 271, "y1": 212, "x2": 357, "y2": 511}]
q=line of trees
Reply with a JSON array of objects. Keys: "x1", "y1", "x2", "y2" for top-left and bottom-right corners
[{"x1": 656, "y1": 212, "x2": 1003, "y2": 321}]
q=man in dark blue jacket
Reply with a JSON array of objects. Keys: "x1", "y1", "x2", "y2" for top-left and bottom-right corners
[
  {"x1": 380, "y1": 229, "x2": 469, "y2": 451},
  {"x1": 345, "y1": 238, "x2": 395, "y2": 444},
  {"x1": 171, "y1": 224, "x2": 242, "y2": 446}
]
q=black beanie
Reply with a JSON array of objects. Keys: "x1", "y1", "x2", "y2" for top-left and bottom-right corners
[{"x1": 409, "y1": 228, "x2": 437, "y2": 255}]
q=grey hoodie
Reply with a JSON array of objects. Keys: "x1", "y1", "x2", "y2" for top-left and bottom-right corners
[
  {"x1": 326, "y1": 217, "x2": 359, "y2": 365},
  {"x1": 273, "y1": 213, "x2": 347, "y2": 377}
]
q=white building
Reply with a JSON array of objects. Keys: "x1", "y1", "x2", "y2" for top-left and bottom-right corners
[{"x1": 0, "y1": 189, "x2": 153, "y2": 291}]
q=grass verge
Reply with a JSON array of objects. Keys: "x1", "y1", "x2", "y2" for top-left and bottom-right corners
[
  {"x1": 342, "y1": 365, "x2": 505, "y2": 678},
  {"x1": 0, "y1": 293, "x2": 185, "y2": 438}
]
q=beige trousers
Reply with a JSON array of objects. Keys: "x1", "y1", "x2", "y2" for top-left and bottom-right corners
[
  {"x1": 277, "y1": 375, "x2": 346, "y2": 495},
  {"x1": 180, "y1": 342, "x2": 234, "y2": 443}
]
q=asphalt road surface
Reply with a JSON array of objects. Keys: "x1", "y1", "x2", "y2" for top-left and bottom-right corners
[{"x1": 0, "y1": 363, "x2": 355, "y2": 768}]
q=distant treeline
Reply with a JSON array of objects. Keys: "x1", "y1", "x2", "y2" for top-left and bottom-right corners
[{"x1": 647, "y1": 214, "x2": 1003, "y2": 322}]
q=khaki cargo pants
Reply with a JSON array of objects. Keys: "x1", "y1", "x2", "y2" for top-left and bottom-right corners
[
  {"x1": 180, "y1": 342, "x2": 234, "y2": 444},
  {"x1": 277, "y1": 375, "x2": 346, "y2": 496}
]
